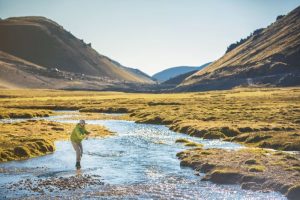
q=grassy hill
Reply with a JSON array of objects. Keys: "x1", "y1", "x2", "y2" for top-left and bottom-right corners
[
  {"x1": 0, "y1": 50, "x2": 122, "y2": 90},
  {"x1": 179, "y1": 6, "x2": 300, "y2": 91},
  {"x1": 0, "y1": 16, "x2": 154, "y2": 89}
]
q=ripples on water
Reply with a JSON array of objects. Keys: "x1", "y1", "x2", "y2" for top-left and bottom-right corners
[{"x1": 0, "y1": 112, "x2": 286, "y2": 199}]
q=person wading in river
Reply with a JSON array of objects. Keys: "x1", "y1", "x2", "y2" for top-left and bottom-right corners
[{"x1": 70, "y1": 120, "x2": 90, "y2": 170}]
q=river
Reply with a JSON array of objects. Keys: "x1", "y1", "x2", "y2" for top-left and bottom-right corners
[{"x1": 0, "y1": 112, "x2": 286, "y2": 199}]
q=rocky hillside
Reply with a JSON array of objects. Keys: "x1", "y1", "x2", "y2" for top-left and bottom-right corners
[
  {"x1": 179, "y1": 6, "x2": 300, "y2": 91},
  {"x1": 153, "y1": 63, "x2": 211, "y2": 82},
  {"x1": 0, "y1": 16, "x2": 154, "y2": 89}
]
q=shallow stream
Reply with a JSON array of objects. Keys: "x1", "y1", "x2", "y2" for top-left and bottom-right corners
[{"x1": 0, "y1": 112, "x2": 286, "y2": 199}]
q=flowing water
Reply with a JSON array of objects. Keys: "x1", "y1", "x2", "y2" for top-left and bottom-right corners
[{"x1": 0, "y1": 113, "x2": 286, "y2": 199}]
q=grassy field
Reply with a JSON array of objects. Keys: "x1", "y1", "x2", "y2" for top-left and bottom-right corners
[{"x1": 2, "y1": 87, "x2": 299, "y2": 150}]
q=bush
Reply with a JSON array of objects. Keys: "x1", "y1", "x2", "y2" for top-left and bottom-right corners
[
  {"x1": 276, "y1": 15, "x2": 285, "y2": 21},
  {"x1": 225, "y1": 28, "x2": 264, "y2": 53}
]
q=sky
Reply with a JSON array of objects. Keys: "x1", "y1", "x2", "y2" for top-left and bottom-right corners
[{"x1": 0, "y1": 0, "x2": 300, "y2": 75}]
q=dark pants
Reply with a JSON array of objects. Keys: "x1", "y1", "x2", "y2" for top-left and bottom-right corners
[{"x1": 71, "y1": 142, "x2": 83, "y2": 162}]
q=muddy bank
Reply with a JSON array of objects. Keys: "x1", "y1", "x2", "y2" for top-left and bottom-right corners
[{"x1": 177, "y1": 147, "x2": 300, "y2": 200}]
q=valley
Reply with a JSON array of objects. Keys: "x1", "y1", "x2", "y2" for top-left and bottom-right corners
[{"x1": 0, "y1": 87, "x2": 299, "y2": 199}]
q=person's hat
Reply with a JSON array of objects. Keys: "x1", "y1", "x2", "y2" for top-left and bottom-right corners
[{"x1": 79, "y1": 120, "x2": 86, "y2": 125}]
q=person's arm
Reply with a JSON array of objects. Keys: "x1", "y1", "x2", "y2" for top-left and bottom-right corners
[{"x1": 83, "y1": 127, "x2": 91, "y2": 135}]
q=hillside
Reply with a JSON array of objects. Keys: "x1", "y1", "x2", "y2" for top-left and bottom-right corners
[
  {"x1": 0, "y1": 16, "x2": 154, "y2": 88},
  {"x1": 179, "y1": 6, "x2": 300, "y2": 91},
  {"x1": 108, "y1": 59, "x2": 155, "y2": 82},
  {"x1": 152, "y1": 62, "x2": 211, "y2": 82},
  {"x1": 0, "y1": 50, "x2": 52, "y2": 89},
  {"x1": 0, "y1": 50, "x2": 122, "y2": 90}
]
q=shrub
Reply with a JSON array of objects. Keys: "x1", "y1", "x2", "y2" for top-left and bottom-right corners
[
  {"x1": 226, "y1": 28, "x2": 264, "y2": 53},
  {"x1": 276, "y1": 15, "x2": 285, "y2": 21}
]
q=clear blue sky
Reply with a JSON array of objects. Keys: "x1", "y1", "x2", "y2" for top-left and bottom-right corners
[{"x1": 0, "y1": 0, "x2": 299, "y2": 75}]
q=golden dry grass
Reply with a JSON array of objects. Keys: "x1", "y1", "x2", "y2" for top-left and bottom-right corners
[
  {"x1": 0, "y1": 120, "x2": 112, "y2": 162},
  {"x1": 177, "y1": 147, "x2": 300, "y2": 197},
  {"x1": 0, "y1": 107, "x2": 53, "y2": 119},
  {"x1": 0, "y1": 87, "x2": 299, "y2": 153}
]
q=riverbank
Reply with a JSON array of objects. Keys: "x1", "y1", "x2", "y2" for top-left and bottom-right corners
[
  {"x1": 177, "y1": 147, "x2": 300, "y2": 200},
  {"x1": 0, "y1": 119, "x2": 112, "y2": 162},
  {"x1": 0, "y1": 107, "x2": 53, "y2": 119}
]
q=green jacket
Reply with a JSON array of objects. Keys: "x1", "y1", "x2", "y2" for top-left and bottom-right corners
[{"x1": 70, "y1": 124, "x2": 88, "y2": 143}]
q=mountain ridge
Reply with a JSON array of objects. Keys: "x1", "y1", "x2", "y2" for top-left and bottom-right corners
[
  {"x1": 178, "y1": 6, "x2": 300, "y2": 91},
  {"x1": 152, "y1": 62, "x2": 211, "y2": 82}
]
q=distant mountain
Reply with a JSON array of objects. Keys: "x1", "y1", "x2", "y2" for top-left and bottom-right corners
[
  {"x1": 0, "y1": 16, "x2": 154, "y2": 89},
  {"x1": 163, "y1": 70, "x2": 198, "y2": 85},
  {"x1": 178, "y1": 6, "x2": 300, "y2": 91},
  {"x1": 152, "y1": 62, "x2": 211, "y2": 82}
]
